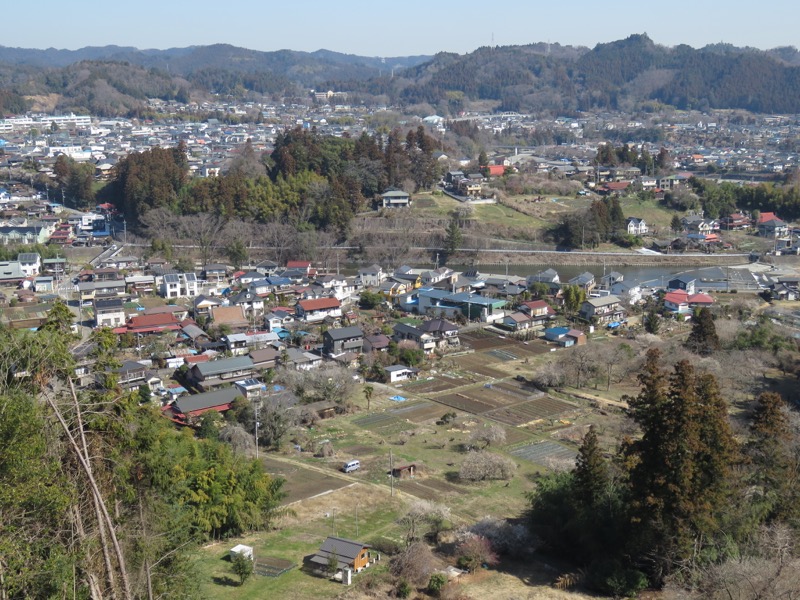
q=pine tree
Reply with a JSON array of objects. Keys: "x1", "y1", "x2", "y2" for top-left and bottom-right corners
[
  {"x1": 574, "y1": 426, "x2": 607, "y2": 507},
  {"x1": 686, "y1": 308, "x2": 720, "y2": 355},
  {"x1": 625, "y1": 353, "x2": 736, "y2": 582},
  {"x1": 670, "y1": 214, "x2": 683, "y2": 233}
]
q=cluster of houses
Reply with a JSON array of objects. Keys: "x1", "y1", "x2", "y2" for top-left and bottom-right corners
[
  {"x1": 0, "y1": 200, "x2": 112, "y2": 248},
  {"x1": 55, "y1": 255, "x2": 736, "y2": 421}
]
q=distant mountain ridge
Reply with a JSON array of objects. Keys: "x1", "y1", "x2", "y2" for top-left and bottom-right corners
[
  {"x1": 1, "y1": 36, "x2": 800, "y2": 117},
  {"x1": 0, "y1": 44, "x2": 430, "y2": 80}
]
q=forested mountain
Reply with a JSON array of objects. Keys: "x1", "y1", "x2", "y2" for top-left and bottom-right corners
[
  {"x1": 2, "y1": 36, "x2": 800, "y2": 117},
  {"x1": 338, "y1": 34, "x2": 800, "y2": 114},
  {"x1": 0, "y1": 43, "x2": 429, "y2": 86}
]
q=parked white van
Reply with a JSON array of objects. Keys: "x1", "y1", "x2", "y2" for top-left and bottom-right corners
[{"x1": 342, "y1": 459, "x2": 360, "y2": 473}]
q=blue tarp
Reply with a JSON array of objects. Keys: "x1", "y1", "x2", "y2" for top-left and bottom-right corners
[
  {"x1": 389, "y1": 395, "x2": 407, "y2": 402},
  {"x1": 607, "y1": 321, "x2": 621, "y2": 329}
]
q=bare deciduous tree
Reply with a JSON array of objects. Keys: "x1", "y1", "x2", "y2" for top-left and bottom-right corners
[
  {"x1": 469, "y1": 425, "x2": 506, "y2": 449},
  {"x1": 459, "y1": 451, "x2": 516, "y2": 482},
  {"x1": 389, "y1": 542, "x2": 436, "y2": 585},
  {"x1": 397, "y1": 501, "x2": 452, "y2": 546}
]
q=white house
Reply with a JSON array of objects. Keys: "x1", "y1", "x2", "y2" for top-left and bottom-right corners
[
  {"x1": 381, "y1": 190, "x2": 411, "y2": 208},
  {"x1": 358, "y1": 264, "x2": 386, "y2": 287},
  {"x1": 295, "y1": 297, "x2": 342, "y2": 323},
  {"x1": 17, "y1": 252, "x2": 41, "y2": 277},
  {"x1": 159, "y1": 273, "x2": 198, "y2": 299},
  {"x1": 385, "y1": 365, "x2": 419, "y2": 383},
  {"x1": 626, "y1": 217, "x2": 648, "y2": 236}
]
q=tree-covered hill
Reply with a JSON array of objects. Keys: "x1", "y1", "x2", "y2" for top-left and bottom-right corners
[
  {"x1": 330, "y1": 34, "x2": 800, "y2": 114},
  {"x1": 2, "y1": 36, "x2": 800, "y2": 117}
]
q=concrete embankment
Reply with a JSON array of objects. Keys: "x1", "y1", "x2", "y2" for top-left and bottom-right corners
[{"x1": 464, "y1": 251, "x2": 751, "y2": 268}]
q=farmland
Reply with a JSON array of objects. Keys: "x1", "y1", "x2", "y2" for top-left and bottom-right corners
[{"x1": 198, "y1": 328, "x2": 625, "y2": 598}]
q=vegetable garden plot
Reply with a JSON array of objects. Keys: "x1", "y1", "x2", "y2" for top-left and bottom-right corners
[{"x1": 510, "y1": 441, "x2": 577, "y2": 465}]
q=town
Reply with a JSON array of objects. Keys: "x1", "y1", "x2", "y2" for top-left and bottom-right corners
[{"x1": 2, "y1": 37, "x2": 800, "y2": 600}]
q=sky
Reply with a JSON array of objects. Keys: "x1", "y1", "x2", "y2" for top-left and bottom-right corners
[{"x1": 4, "y1": 0, "x2": 798, "y2": 56}]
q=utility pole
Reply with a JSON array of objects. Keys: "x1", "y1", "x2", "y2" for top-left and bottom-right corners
[
  {"x1": 355, "y1": 502, "x2": 359, "y2": 538},
  {"x1": 389, "y1": 449, "x2": 394, "y2": 497},
  {"x1": 253, "y1": 393, "x2": 262, "y2": 460}
]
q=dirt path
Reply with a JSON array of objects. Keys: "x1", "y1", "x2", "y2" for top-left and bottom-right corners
[{"x1": 555, "y1": 389, "x2": 629, "y2": 410}]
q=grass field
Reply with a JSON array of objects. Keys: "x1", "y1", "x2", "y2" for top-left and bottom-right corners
[
  {"x1": 195, "y1": 485, "x2": 404, "y2": 600},
  {"x1": 472, "y1": 203, "x2": 547, "y2": 228}
]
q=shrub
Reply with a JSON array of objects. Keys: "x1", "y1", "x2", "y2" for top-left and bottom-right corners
[
  {"x1": 368, "y1": 536, "x2": 403, "y2": 556},
  {"x1": 437, "y1": 411, "x2": 458, "y2": 425},
  {"x1": 396, "y1": 579, "x2": 412, "y2": 598},
  {"x1": 428, "y1": 573, "x2": 447, "y2": 596},
  {"x1": 455, "y1": 535, "x2": 498, "y2": 573},
  {"x1": 588, "y1": 559, "x2": 648, "y2": 597}
]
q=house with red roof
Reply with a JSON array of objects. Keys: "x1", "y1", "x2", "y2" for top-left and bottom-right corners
[
  {"x1": 286, "y1": 260, "x2": 312, "y2": 275},
  {"x1": 664, "y1": 290, "x2": 714, "y2": 315},
  {"x1": 124, "y1": 312, "x2": 182, "y2": 334},
  {"x1": 295, "y1": 297, "x2": 342, "y2": 323},
  {"x1": 518, "y1": 299, "x2": 556, "y2": 327}
]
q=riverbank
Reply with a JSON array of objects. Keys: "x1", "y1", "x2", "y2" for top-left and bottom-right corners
[{"x1": 465, "y1": 250, "x2": 750, "y2": 268}]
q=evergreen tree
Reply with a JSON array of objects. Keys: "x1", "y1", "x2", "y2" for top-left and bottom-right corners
[
  {"x1": 608, "y1": 197, "x2": 625, "y2": 232},
  {"x1": 670, "y1": 214, "x2": 683, "y2": 233},
  {"x1": 747, "y1": 391, "x2": 793, "y2": 520},
  {"x1": 444, "y1": 218, "x2": 463, "y2": 257},
  {"x1": 574, "y1": 426, "x2": 608, "y2": 507},
  {"x1": 643, "y1": 309, "x2": 661, "y2": 334},
  {"x1": 625, "y1": 353, "x2": 736, "y2": 582},
  {"x1": 686, "y1": 307, "x2": 720, "y2": 356}
]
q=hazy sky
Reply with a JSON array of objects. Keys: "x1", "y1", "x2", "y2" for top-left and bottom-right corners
[{"x1": 5, "y1": 0, "x2": 797, "y2": 56}]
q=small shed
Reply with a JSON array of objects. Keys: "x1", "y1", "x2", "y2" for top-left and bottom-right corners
[
  {"x1": 230, "y1": 544, "x2": 254, "y2": 561},
  {"x1": 391, "y1": 463, "x2": 417, "y2": 479},
  {"x1": 309, "y1": 536, "x2": 372, "y2": 572}
]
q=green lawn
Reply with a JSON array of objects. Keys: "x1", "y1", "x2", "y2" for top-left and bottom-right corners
[
  {"x1": 472, "y1": 203, "x2": 547, "y2": 228},
  {"x1": 195, "y1": 502, "x2": 401, "y2": 599},
  {"x1": 618, "y1": 196, "x2": 679, "y2": 231}
]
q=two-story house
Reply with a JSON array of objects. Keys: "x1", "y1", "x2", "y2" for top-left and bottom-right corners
[
  {"x1": 578, "y1": 295, "x2": 626, "y2": 324},
  {"x1": 626, "y1": 217, "x2": 648, "y2": 236},
  {"x1": 358, "y1": 264, "x2": 386, "y2": 287},
  {"x1": 568, "y1": 272, "x2": 596, "y2": 293},
  {"x1": 94, "y1": 297, "x2": 126, "y2": 328},
  {"x1": 159, "y1": 273, "x2": 198, "y2": 299},
  {"x1": 17, "y1": 252, "x2": 41, "y2": 277},
  {"x1": 393, "y1": 322, "x2": 436, "y2": 354},
  {"x1": 381, "y1": 190, "x2": 411, "y2": 208},
  {"x1": 323, "y1": 326, "x2": 364, "y2": 357},
  {"x1": 417, "y1": 319, "x2": 460, "y2": 350},
  {"x1": 295, "y1": 297, "x2": 342, "y2": 323},
  {"x1": 518, "y1": 299, "x2": 556, "y2": 327},
  {"x1": 667, "y1": 275, "x2": 697, "y2": 295},
  {"x1": 189, "y1": 356, "x2": 255, "y2": 390}
]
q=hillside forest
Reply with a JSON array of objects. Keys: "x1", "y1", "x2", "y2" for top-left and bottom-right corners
[{"x1": 2, "y1": 35, "x2": 800, "y2": 116}]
